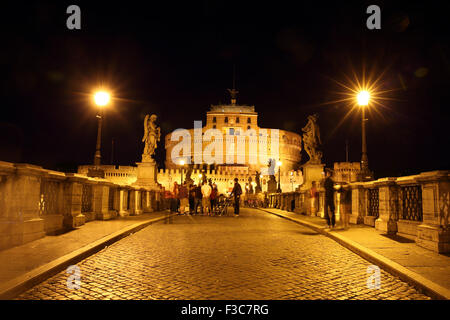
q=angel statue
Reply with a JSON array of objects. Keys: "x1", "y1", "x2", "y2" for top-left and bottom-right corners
[
  {"x1": 302, "y1": 114, "x2": 323, "y2": 164},
  {"x1": 142, "y1": 114, "x2": 161, "y2": 162}
]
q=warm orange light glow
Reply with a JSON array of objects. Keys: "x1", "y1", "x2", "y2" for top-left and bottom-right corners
[
  {"x1": 180, "y1": 160, "x2": 185, "y2": 166},
  {"x1": 277, "y1": 161, "x2": 282, "y2": 167},
  {"x1": 318, "y1": 62, "x2": 400, "y2": 137},
  {"x1": 357, "y1": 90, "x2": 370, "y2": 106},
  {"x1": 94, "y1": 91, "x2": 110, "y2": 106}
]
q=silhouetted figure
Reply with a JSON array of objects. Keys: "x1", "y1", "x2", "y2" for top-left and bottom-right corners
[
  {"x1": 189, "y1": 184, "x2": 196, "y2": 214},
  {"x1": 194, "y1": 184, "x2": 203, "y2": 214},
  {"x1": 324, "y1": 169, "x2": 335, "y2": 228},
  {"x1": 231, "y1": 178, "x2": 243, "y2": 216}
]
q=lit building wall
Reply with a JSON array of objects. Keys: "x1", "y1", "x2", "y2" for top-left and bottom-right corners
[{"x1": 165, "y1": 104, "x2": 302, "y2": 173}]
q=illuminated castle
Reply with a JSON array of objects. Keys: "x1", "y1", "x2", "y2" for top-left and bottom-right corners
[{"x1": 79, "y1": 89, "x2": 304, "y2": 194}]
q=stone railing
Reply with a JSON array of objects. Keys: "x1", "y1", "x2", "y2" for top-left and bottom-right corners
[
  {"x1": 267, "y1": 170, "x2": 450, "y2": 253},
  {"x1": 0, "y1": 161, "x2": 164, "y2": 251}
]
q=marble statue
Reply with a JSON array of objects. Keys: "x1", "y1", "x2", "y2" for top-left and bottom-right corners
[
  {"x1": 142, "y1": 114, "x2": 161, "y2": 162},
  {"x1": 302, "y1": 114, "x2": 323, "y2": 164}
]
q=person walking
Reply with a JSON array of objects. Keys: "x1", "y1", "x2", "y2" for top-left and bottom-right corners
[
  {"x1": 201, "y1": 181, "x2": 212, "y2": 216},
  {"x1": 231, "y1": 178, "x2": 243, "y2": 216},
  {"x1": 323, "y1": 169, "x2": 336, "y2": 229},
  {"x1": 194, "y1": 183, "x2": 203, "y2": 214},
  {"x1": 210, "y1": 184, "x2": 218, "y2": 215},
  {"x1": 188, "y1": 183, "x2": 196, "y2": 214},
  {"x1": 178, "y1": 182, "x2": 189, "y2": 214},
  {"x1": 338, "y1": 183, "x2": 351, "y2": 230},
  {"x1": 172, "y1": 182, "x2": 179, "y2": 213}
]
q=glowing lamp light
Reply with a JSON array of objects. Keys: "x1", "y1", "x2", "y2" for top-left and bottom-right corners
[
  {"x1": 94, "y1": 91, "x2": 110, "y2": 106},
  {"x1": 179, "y1": 160, "x2": 185, "y2": 166},
  {"x1": 357, "y1": 90, "x2": 370, "y2": 106},
  {"x1": 277, "y1": 161, "x2": 282, "y2": 167}
]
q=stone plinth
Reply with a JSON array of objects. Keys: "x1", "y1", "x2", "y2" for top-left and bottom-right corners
[
  {"x1": 374, "y1": 178, "x2": 398, "y2": 235},
  {"x1": 132, "y1": 161, "x2": 159, "y2": 190},
  {"x1": 349, "y1": 184, "x2": 365, "y2": 224},
  {"x1": 0, "y1": 163, "x2": 45, "y2": 250},
  {"x1": 300, "y1": 163, "x2": 325, "y2": 191},
  {"x1": 415, "y1": 171, "x2": 450, "y2": 253},
  {"x1": 93, "y1": 184, "x2": 115, "y2": 220},
  {"x1": 63, "y1": 175, "x2": 86, "y2": 230}
]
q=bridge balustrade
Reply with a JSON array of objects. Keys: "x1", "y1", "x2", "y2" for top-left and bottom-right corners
[
  {"x1": 267, "y1": 170, "x2": 449, "y2": 253},
  {"x1": 0, "y1": 161, "x2": 160, "y2": 251}
]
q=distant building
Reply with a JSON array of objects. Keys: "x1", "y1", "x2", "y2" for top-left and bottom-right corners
[
  {"x1": 165, "y1": 101, "x2": 302, "y2": 173},
  {"x1": 78, "y1": 90, "x2": 304, "y2": 194},
  {"x1": 332, "y1": 162, "x2": 361, "y2": 183}
]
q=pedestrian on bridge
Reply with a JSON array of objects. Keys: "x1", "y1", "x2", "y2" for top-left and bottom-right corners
[
  {"x1": 194, "y1": 184, "x2": 203, "y2": 214},
  {"x1": 178, "y1": 182, "x2": 189, "y2": 214},
  {"x1": 323, "y1": 169, "x2": 336, "y2": 229},
  {"x1": 201, "y1": 181, "x2": 212, "y2": 216},
  {"x1": 188, "y1": 184, "x2": 196, "y2": 214},
  {"x1": 210, "y1": 184, "x2": 218, "y2": 214},
  {"x1": 231, "y1": 178, "x2": 243, "y2": 216}
]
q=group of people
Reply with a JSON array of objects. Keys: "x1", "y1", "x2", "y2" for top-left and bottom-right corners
[{"x1": 166, "y1": 178, "x2": 243, "y2": 217}]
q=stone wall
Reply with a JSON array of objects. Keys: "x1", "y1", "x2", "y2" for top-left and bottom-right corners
[
  {"x1": 0, "y1": 161, "x2": 161, "y2": 251},
  {"x1": 267, "y1": 170, "x2": 450, "y2": 253}
]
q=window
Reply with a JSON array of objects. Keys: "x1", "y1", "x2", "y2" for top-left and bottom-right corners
[
  {"x1": 247, "y1": 117, "x2": 251, "y2": 123},
  {"x1": 236, "y1": 117, "x2": 240, "y2": 123},
  {"x1": 213, "y1": 125, "x2": 216, "y2": 129},
  {"x1": 229, "y1": 128, "x2": 235, "y2": 135},
  {"x1": 247, "y1": 125, "x2": 251, "y2": 130},
  {"x1": 213, "y1": 117, "x2": 216, "y2": 123},
  {"x1": 225, "y1": 117, "x2": 228, "y2": 123}
]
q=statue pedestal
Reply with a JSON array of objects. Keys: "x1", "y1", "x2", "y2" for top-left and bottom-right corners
[
  {"x1": 132, "y1": 160, "x2": 160, "y2": 190},
  {"x1": 267, "y1": 176, "x2": 277, "y2": 194},
  {"x1": 300, "y1": 162, "x2": 325, "y2": 191}
]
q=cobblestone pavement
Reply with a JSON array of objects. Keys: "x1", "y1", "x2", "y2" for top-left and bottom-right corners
[{"x1": 17, "y1": 209, "x2": 432, "y2": 300}]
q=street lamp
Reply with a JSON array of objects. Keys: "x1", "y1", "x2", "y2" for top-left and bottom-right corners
[
  {"x1": 357, "y1": 90, "x2": 372, "y2": 181},
  {"x1": 93, "y1": 91, "x2": 110, "y2": 166},
  {"x1": 276, "y1": 160, "x2": 282, "y2": 193}
]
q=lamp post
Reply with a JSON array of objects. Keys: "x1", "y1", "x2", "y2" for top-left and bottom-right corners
[
  {"x1": 93, "y1": 91, "x2": 110, "y2": 166},
  {"x1": 277, "y1": 160, "x2": 282, "y2": 193},
  {"x1": 88, "y1": 91, "x2": 110, "y2": 178},
  {"x1": 357, "y1": 90, "x2": 373, "y2": 181}
]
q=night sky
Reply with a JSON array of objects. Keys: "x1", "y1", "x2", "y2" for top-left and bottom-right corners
[{"x1": 1, "y1": 1, "x2": 449, "y2": 178}]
